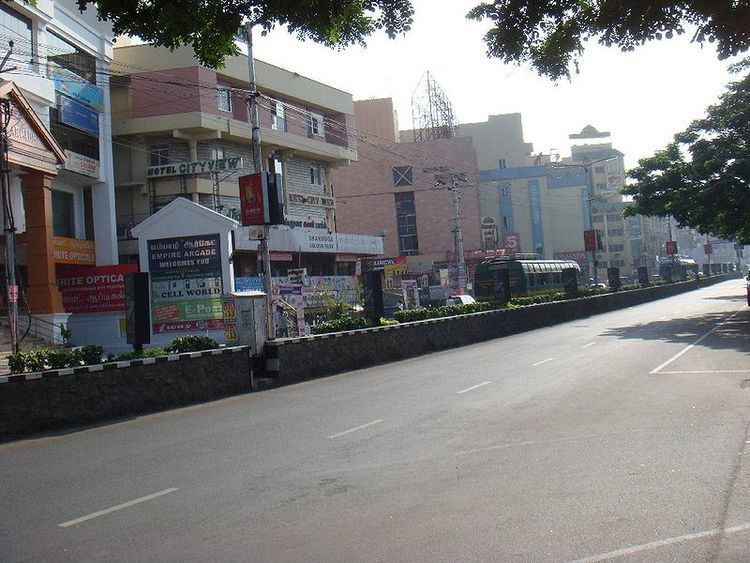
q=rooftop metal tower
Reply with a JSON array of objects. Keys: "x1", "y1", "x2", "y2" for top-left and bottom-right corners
[{"x1": 410, "y1": 71, "x2": 455, "y2": 142}]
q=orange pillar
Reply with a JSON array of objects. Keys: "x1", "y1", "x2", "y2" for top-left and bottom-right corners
[{"x1": 23, "y1": 172, "x2": 63, "y2": 314}]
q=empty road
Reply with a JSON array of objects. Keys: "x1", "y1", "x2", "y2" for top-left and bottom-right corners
[{"x1": 2, "y1": 279, "x2": 750, "y2": 561}]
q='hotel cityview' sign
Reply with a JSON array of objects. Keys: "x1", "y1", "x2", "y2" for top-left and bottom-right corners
[{"x1": 146, "y1": 157, "x2": 244, "y2": 178}]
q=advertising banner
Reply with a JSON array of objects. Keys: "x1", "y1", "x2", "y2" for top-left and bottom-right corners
[
  {"x1": 56, "y1": 264, "x2": 138, "y2": 314},
  {"x1": 52, "y1": 75, "x2": 104, "y2": 111},
  {"x1": 583, "y1": 230, "x2": 598, "y2": 252},
  {"x1": 63, "y1": 150, "x2": 100, "y2": 178},
  {"x1": 60, "y1": 96, "x2": 99, "y2": 136},
  {"x1": 502, "y1": 233, "x2": 520, "y2": 251},
  {"x1": 239, "y1": 172, "x2": 267, "y2": 225},
  {"x1": 53, "y1": 236, "x2": 96, "y2": 265},
  {"x1": 148, "y1": 233, "x2": 224, "y2": 333}
]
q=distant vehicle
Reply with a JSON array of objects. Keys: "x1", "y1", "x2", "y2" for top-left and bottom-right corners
[
  {"x1": 659, "y1": 257, "x2": 698, "y2": 281},
  {"x1": 444, "y1": 295, "x2": 476, "y2": 306},
  {"x1": 474, "y1": 258, "x2": 581, "y2": 302},
  {"x1": 589, "y1": 283, "x2": 607, "y2": 290}
]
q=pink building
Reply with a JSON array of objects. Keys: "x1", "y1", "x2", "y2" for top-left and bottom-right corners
[{"x1": 332, "y1": 99, "x2": 482, "y2": 273}]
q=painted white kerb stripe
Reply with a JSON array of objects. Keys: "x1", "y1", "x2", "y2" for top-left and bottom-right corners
[
  {"x1": 581, "y1": 342, "x2": 596, "y2": 349},
  {"x1": 457, "y1": 381, "x2": 491, "y2": 394},
  {"x1": 328, "y1": 420, "x2": 383, "y2": 439},
  {"x1": 58, "y1": 488, "x2": 179, "y2": 528},
  {"x1": 570, "y1": 520, "x2": 750, "y2": 562},
  {"x1": 532, "y1": 358, "x2": 554, "y2": 367},
  {"x1": 650, "y1": 308, "x2": 743, "y2": 374}
]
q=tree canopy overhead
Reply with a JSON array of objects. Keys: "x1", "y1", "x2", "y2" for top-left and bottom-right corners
[
  {"x1": 623, "y1": 60, "x2": 750, "y2": 243},
  {"x1": 467, "y1": 0, "x2": 750, "y2": 80},
  {"x1": 78, "y1": 0, "x2": 414, "y2": 69}
]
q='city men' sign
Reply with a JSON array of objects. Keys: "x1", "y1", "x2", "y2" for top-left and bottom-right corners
[{"x1": 146, "y1": 157, "x2": 243, "y2": 178}]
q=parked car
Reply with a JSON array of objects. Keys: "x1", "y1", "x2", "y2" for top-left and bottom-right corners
[
  {"x1": 589, "y1": 283, "x2": 607, "y2": 290},
  {"x1": 444, "y1": 295, "x2": 477, "y2": 306}
]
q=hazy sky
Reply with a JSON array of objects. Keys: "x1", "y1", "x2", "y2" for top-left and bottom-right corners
[{"x1": 252, "y1": 0, "x2": 741, "y2": 169}]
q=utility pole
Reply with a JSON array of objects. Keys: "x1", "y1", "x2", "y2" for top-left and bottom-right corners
[
  {"x1": 245, "y1": 22, "x2": 275, "y2": 339},
  {"x1": 449, "y1": 174, "x2": 466, "y2": 293}
]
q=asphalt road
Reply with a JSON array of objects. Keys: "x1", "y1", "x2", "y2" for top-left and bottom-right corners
[{"x1": 2, "y1": 279, "x2": 750, "y2": 562}]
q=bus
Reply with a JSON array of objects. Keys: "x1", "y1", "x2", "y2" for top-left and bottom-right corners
[
  {"x1": 658, "y1": 257, "x2": 698, "y2": 282},
  {"x1": 474, "y1": 258, "x2": 582, "y2": 302}
]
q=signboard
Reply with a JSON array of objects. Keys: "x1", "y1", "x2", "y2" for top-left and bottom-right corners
[
  {"x1": 235, "y1": 276, "x2": 264, "y2": 292},
  {"x1": 704, "y1": 244, "x2": 713, "y2": 255},
  {"x1": 56, "y1": 264, "x2": 138, "y2": 314},
  {"x1": 60, "y1": 96, "x2": 99, "y2": 136},
  {"x1": 554, "y1": 251, "x2": 588, "y2": 269},
  {"x1": 239, "y1": 173, "x2": 267, "y2": 225},
  {"x1": 53, "y1": 236, "x2": 96, "y2": 265},
  {"x1": 465, "y1": 248, "x2": 509, "y2": 261},
  {"x1": 287, "y1": 192, "x2": 336, "y2": 208},
  {"x1": 222, "y1": 297, "x2": 238, "y2": 345},
  {"x1": 666, "y1": 240, "x2": 678, "y2": 255},
  {"x1": 584, "y1": 229, "x2": 598, "y2": 252},
  {"x1": 146, "y1": 157, "x2": 243, "y2": 178},
  {"x1": 502, "y1": 233, "x2": 520, "y2": 251},
  {"x1": 52, "y1": 73, "x2": 104, "y2": 111},
  {"x1": 481, "y1": 217, "x2": 498, "y2": 249},
  {"x1": 367, "y1": 256, "x2": 407, "y2": 271},
  {"x1": 63, "y1": 150, "x2": 100, "y2": 178},
  {"x1": 287, "y1": 268, "x2": 308, "y2": 285},
  {"x1": 148, "y1": 234, "x2": 224, "y2": 333}
]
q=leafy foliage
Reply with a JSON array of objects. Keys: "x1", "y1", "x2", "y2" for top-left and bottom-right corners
[
  {"x1": 624, "y1": 61, "x2": 750, "y2": 243},
  {"x1": 113, "y1": 347, "x2": 168, "y2": 361},
  {"x1": 467, "y1": 1, "x2": 750, "y2": 80},
  {"x1": 8, "y1": 345, "x2": 104, "y2": 373},
  {"x1": 165, "y1": 335, "x2": 218, "y2": 353},
  {"x1": 310, "y1": 316, "x2": 372, "y2": 334},
  {"x1": 78, "y1": 0, "x2": 414, "y2": 69},
  {"x1": 393, "y1": 301, "x2": 503, "y2": 322}
]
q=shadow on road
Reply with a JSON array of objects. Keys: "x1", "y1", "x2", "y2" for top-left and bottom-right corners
[{"x1": 602, "y1": 305, "x2": 750, "y2": 356}]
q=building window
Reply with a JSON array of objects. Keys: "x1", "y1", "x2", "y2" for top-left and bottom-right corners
[
  {"x1": 307, "y1": 112, "x2": 324, "y2": 137},
  {"x1": 500, "y1": 185, "x2": 511, "y2": 197},
  {"x1": 210, "y1": 146, "x2": 225, "y2": 161},
  {"x1": 392, "y1": 166, "x2": 413, "y2": 187},
  {"x1": 498, "y1": 158, "x2": 506, "y2": 169},
  {"x1": 609, "y1": 244, "x2": 624, "y2": 252},
  {"x1": 52, "y1": 190, "x2": 75, "y2": 238},
  {"x1": 47, "y1": 31, "x2": 97, "y2": 83},
  {"x1": 594, "y1": 166, "x2": 605, "y2": 174},
  {"x1": 310, "y1": 165, "x2": 323, "y2": 186},
  {"x1": 395, "y1": 191, "x2": 418, "y2": 256},
  {"x1": 607, "y1": 228, "x2": 624, "y2": 237},
  {"x1": 271, "y1": 100, "x2": 286, "y2": 131},
  {"x1": 217, "y1": 88, "x2": 231, "y2": 112},
  {"x1": 149, "y1": 143, "x2": 169, "y2": 167},
  {"x1": 592, "y1": 214, "x2": 604, "y2": 223},
  {"x1": 606, "y1": 213, "x2": 622, "y2": 222},
  {"x1": 0, "y1": 4, "x2": 33, "y2": 63}
]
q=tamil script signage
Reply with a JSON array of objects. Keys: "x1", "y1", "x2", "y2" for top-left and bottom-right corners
[
  {"x1": 481, "y1": 217, "x2": 498, "y2": 249},
  {"x1": 146, "y1": 157, "x2": 243, "y2": 178},
  {"x1": 60, "y1": 96, "x2": 99, "y2": 136},
  {"x1": 53, "y1": 236, "x2": 96, "y2": 265},
  {"x1": 63, "y1": 150, "x2": 100, "y2": 178},
  {"x1": 56, "y1": 264, "x2": 138, "y2": 314},
  {"x1": 148, "y1": 234, "x2": 224, "y2": 333}
]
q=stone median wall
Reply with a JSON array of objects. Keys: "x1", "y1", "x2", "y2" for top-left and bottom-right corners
[
  {"x1": 0, "y1": 347, "x2": 253, "y2": 440},
  {"x1": 267, "y1": 275, "x2": 735, "y2": 384}
]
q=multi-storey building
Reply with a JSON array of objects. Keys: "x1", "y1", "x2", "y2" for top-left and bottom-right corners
[
  {"x1": 110, "y1": 43, "x2": 381, "y2": 286},
  {"x1": 454, "y1": 113, "x2": 534, "y2": 171},
  {"x1": 0, "y1": 0, "x2": 117, "y2": 341},
  {"x1": 332, "y1": 98, "x2": 482, "y2": 284}
]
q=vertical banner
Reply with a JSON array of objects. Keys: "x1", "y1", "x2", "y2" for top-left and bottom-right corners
[
  {"x1": 666, "y1": 241, "x2": 678, "y2": 255},
  {"x1": 583, "y1": 230, "x2": 597, "y2": 252},
  {"x1": 148, "y1": 234, "x2": 224, "y2": 333},
  {"x1": 239, "y1": 173, "x2": 268, "y2": 226}
]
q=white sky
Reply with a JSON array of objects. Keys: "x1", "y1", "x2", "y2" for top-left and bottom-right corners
[{"x1": 252, "y1": 0, "x2": 741, "y2": 169}]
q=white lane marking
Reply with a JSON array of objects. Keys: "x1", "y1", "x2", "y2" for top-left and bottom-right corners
[
  {"x1": 457, "y1": 381, "x2": 491, "y2": 395},
  {"x1": 570, "y1": 520, "x2": 750, "y2": 562},
  {"x1": 58, "y1": 488, "x2": 179, "y2": 528},
  {"x1": 581, "y1": 342, "x2": 596, "y2": 349},
  {"x1": 328, "y1": 419, "x2": 383, "y2": 439},
  {"x1": 532, "y1": 358, "x2": 554, "y2": 367},
  {"x1": 650, "y1": 309, "x2": 742, "y2": 374},
  {"x1": 659, "y1": 370, "x2": 750, "y2": 374}
]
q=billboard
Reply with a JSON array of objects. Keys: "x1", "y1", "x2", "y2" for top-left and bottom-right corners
[
  {"x1": 56, "y1": 264, "x2": 138, "y2": 314},
  {"x1": 147, "y1": 234, "x2": 224, "y2": 333},
  {"x1": 239, "y1": 173, "x2": 268, "y2": 225}
]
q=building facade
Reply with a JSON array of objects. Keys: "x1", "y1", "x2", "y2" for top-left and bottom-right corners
[
  {"x1": 111, "y1": 43, "x2": 381, "y2": 277},
  {"x1": 332, "y1": 98, "x2": 482, "y2": 288},
  {"x1": 0, "y1": 0, "x2": 118, "y2": 340}
]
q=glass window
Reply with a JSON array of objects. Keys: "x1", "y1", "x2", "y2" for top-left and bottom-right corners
[
  {"x1": 395, "y1": 191, "x2": 418, "y2": 256},
  {"x1": 149, "y1": 143, "x2": 169, "y2": 167},
  {"x1": 217, "y1": 88, "x2": 231, "y2": 112},
  {"x1": 392, "y1": 166, "x2": 413, "y2": 187},
  {"x1": 0, "y1": 4, "x2": 33, "y2": 62},
  {"x1": 592, "y1": 214, "x2": 604, "y2": 223},
  {"x1": 498, "y1": 159, "x2": 506, "y2": 169},
  {"x1": 307, "y1": 112, "x2": 325, "y2": 137},
  {"x1": 271, "y1": 100, "x2": 286, "y2": 131},
  {"x1": 210, "y1": 146, "x2": 225, "y2": 161},
  {"x1": 309, "y1": 165, "x2": 323, "y2": 185},
  {"x1": 47, "y1": 31, "x2": 97, "y2": 83},
  {"x1": 52, "y1": 190, "x2": 75, "y2": 238},
  {"x1": 594, "y1": 166, "x2": 605, "y2": 173}
]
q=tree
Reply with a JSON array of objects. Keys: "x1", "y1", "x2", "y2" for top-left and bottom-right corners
[
  {"x1": 622, "y1": 59, "x2": 750, "y2": 243},
  {"x1": 467, "y1": 1, "x2": 750, "y2": 80},
  {"x1": 79, "y1": 0, "x2": 414, "y2": 69}
]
